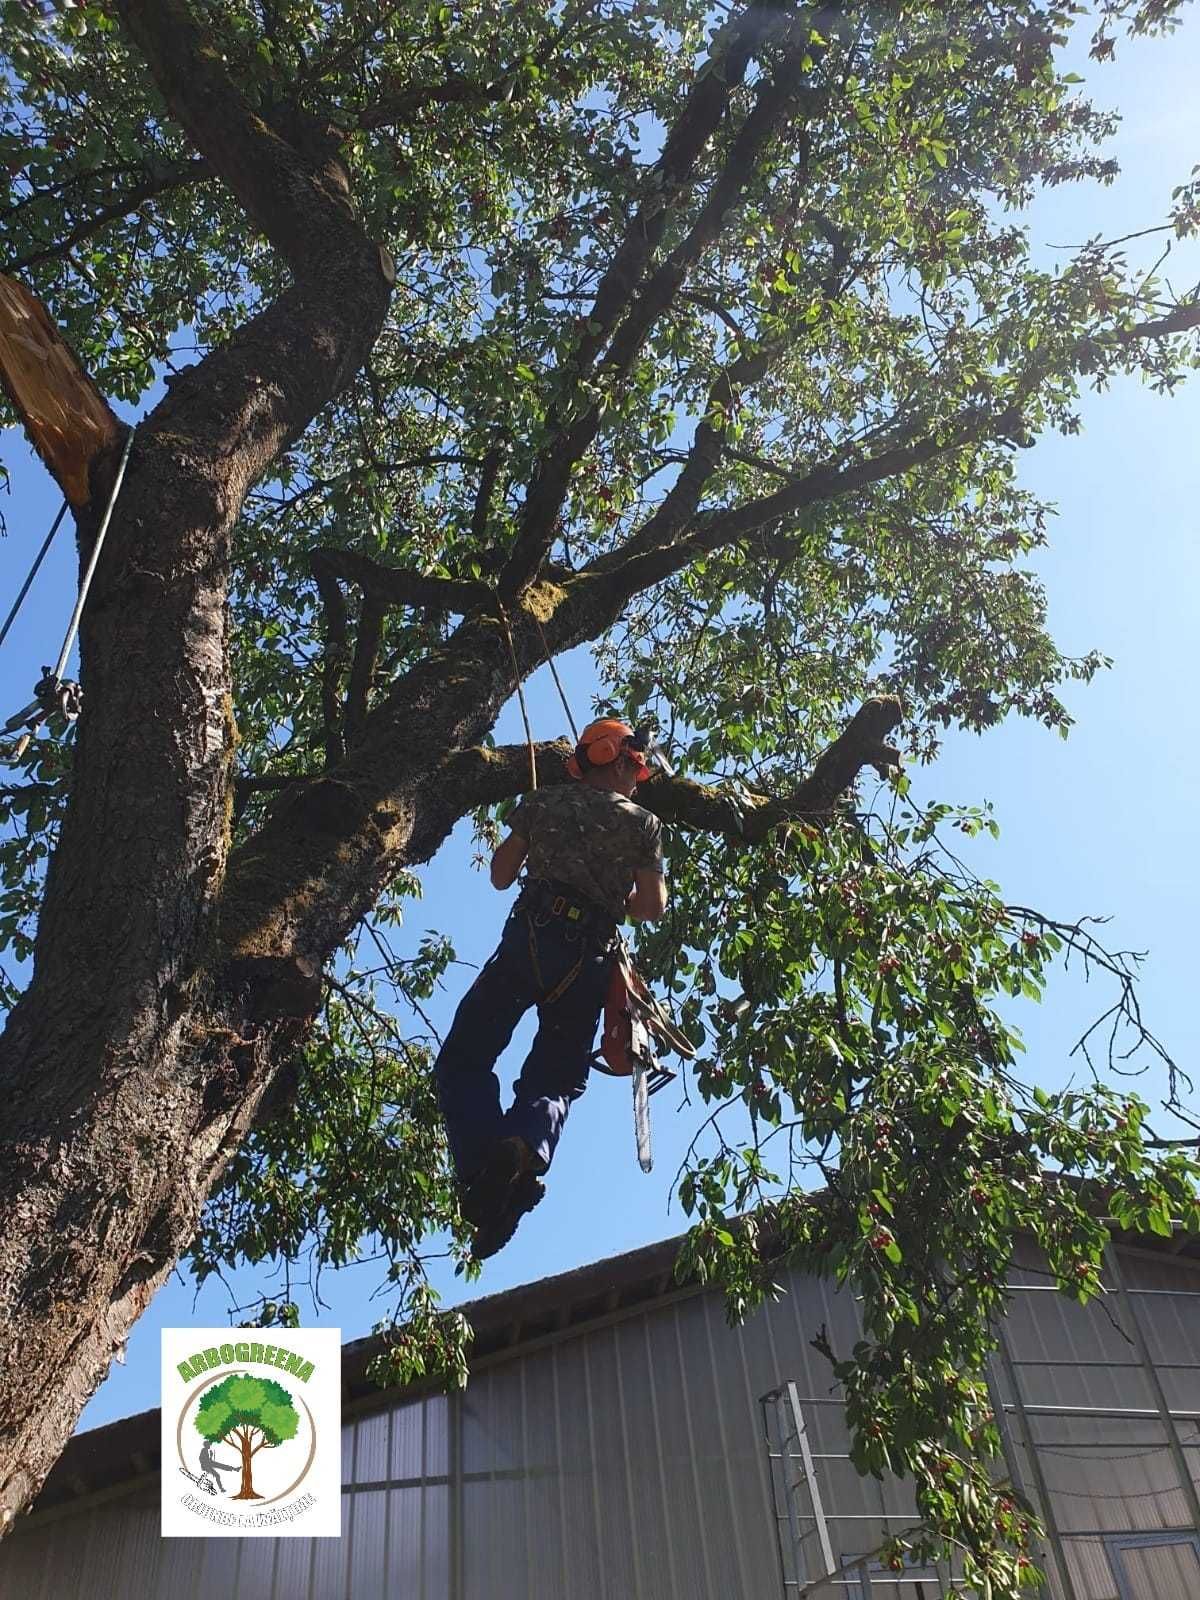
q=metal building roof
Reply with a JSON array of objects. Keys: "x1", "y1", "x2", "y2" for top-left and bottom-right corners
[
  {"x1": 23, "y1": 1215, "x2": 1200, "y2": 1530},
  {"x1": 27, "y1": 1233, "x2": 689, "y2": 1524}
]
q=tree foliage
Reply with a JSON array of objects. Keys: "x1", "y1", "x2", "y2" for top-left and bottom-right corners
[
  {"x1": 195, "y1": 1372, "x2": 301, "y2": 1499},
  {"x1": 1, "y1": 0, "x2": 1199, "y2": 1585}
]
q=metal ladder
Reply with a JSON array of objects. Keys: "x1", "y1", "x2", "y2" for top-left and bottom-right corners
[
  {"x1": 761, "y1": 1381, "x2": 839, "y2": 1594},
  {"x1": 760, "y1": 1382, "x2": 958, "y2": 1598}
]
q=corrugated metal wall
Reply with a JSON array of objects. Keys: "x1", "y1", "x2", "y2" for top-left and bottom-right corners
[
  {"x1": 2, "y1": 1244, "x2": 1199, "y2": 1600},
  {"x1": 989, "y1": 1242, "x2": 1200, "y2": 1600}
]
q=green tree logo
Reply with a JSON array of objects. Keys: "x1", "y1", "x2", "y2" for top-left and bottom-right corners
[{"x1": 193, "y1": 1374, "x2": 300, "y2": 1501}]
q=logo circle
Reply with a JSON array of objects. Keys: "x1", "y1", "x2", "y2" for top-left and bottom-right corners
[{"x1": 175, "y1": 1368, "x2": 317, "y2": 1509}]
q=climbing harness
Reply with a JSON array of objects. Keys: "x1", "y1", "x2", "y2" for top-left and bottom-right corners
[
  {"x1": 516, "y1": 868, "x2": 696, "y2": 1176},
  {"x1": 1, "y1": 425, "x2": 135, "y2": 762},
  {"x1": 526, "y1": 904, "x2": 586, "y2": 1008}
]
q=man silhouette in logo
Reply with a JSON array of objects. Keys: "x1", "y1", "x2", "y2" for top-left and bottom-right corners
[{"x1": 197, "y1": 1437, "x2": 237, "y2": 1495}]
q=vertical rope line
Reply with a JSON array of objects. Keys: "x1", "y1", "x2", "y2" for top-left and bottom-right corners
[
  {"x1": 52, "y1": 425, "x2": 135, "y2": 683},
  {"x1": 496, "y1": 599, "x2": 536, "y2": 790},
  {"x1": 0, "y1": 499, "x2": 69, "y2": 653},
  {"x1": 533, "y1": 615, "x2": 579, "y2": 742}
]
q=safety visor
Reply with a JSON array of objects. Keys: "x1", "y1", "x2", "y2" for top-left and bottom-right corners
[
  {"x1": 623, "y1": 742, "x2": 653, "y2": 782},
  {"x1": 626, "y1": 726, "x2": 674, "y2": 781}
]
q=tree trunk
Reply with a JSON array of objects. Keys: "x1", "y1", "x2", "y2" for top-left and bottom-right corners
[
  {"x1": 234, "y1": 1434, "x2": 261, "y2": 1501},
  {"x1": 0, "y1": 598, "x2": 520, "y2": 1529}
]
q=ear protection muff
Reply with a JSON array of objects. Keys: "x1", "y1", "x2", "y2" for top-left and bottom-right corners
[{"x1": 580, "y1": 731, "x2": 623, "y2": 766}]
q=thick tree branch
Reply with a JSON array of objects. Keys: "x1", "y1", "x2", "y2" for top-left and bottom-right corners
[
  {"x1": 232, "y1": 771, "x2": 313, "y2": 826},
  {"x1": 1120, "y1": 301, "x2": 1200, "y2": 339},
  {"x1": 444, "y1": 698, "x2": 903, "y2": 843},
  {"x1": 642, "y1": 696, "x2": 903, "y2": 840},
  {"x1": 593, "y1": 105, "x2": 820, "y2": 394},
  {"x1": 310, "y1": 548, "x2": 489, "y2": 614},
  {"x1": 495, "y1": 0, "x2": 818, "y2": 599},
  {"x1": 116, "y1": 0, "x2": 374, "y2": 273},
  {"x1": 441, "y1": 738, "x2": 576, "y2": 806},
  {"x1": 576, "y1": 0, "x2": 796, "y2": 361},
  {"x1": 357, "y1": 70, "x2": 531, "y2": 130}
]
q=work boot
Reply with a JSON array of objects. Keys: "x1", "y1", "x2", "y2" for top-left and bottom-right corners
[
  {"x1": 472, "y1": 1172, "x2": 546, "y2": 1261},
  {"x1": 460, "y1": 1135, "x2": 537, "y2": 1228}
]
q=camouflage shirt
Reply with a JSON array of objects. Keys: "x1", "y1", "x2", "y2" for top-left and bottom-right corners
[{"x1": 507, "y1": 783, "x2": 664, "y2": 920}]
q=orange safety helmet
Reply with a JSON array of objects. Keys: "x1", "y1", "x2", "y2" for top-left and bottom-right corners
[{"x1": 566, "y1": 717, "x2": 652, "y2": 782}]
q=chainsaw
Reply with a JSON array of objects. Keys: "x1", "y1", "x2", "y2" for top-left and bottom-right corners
[{"x1": 593, "y1": 939, "x2": 696, "y2": 1173}]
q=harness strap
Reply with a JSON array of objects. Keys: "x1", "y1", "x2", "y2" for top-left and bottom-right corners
[
  {"x1": 526, "y1": 911, "x2": 587, "y2": 1007},
  {"x1": 527, "y1": 914, "x2": 543, "y2": 988},
  {"x1": 543, "y1": 955, "x2": 585, "y2": 1008},
  {"x1": 520, "y1": 876, "x2": 615, "y2": 936}
]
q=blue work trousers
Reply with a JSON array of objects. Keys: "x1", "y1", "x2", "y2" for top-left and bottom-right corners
[{"x1": 435, "y1": 903, "x2": 614, "y2": 1181}]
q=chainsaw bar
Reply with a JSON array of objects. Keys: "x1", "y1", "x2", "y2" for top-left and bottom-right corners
[
  {"x1": 632, "y1": 1055, "x2": 652, "y2": 1173},
  {"x1": 629, "y1": 1013, "x2": 654, "y2": 1172}
]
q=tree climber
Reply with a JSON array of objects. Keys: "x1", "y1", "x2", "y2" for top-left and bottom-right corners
[
  {"x1": 196, "y1": 1438, "x2": 237, "y2": 1495},
  {"x1": 434, "y1": 719, "x2": 668, "y2": 1259}
]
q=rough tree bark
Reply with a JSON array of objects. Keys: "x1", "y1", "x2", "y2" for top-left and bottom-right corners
[
  {"x1": 0, "y1": 0, "x2": 399, "y2": 1528},
  {"x1": 0, "y1": 0, "x2": 1191, "y2": 1531}
]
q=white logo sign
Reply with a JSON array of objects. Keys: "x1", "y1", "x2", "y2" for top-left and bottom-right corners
[{"x1": 161, "y1": 1327, "x2": 341, "y2": 1537}]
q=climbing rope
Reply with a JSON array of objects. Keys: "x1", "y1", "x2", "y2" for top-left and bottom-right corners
[
  {"x1": 51, "y1": 426, "x2": 136, "y2": 685},
  {"x1": 533, "y1": 614, "x2": 579, "y2": 742},
  {"x1": 2, "y1": 425, "x2": 136, "y2": 762},
  {"x1": 0, "y1": 498, "x2": 69, "y2": 654},
  {"x1": 494, "y1": 596, "x2": 537, "y2": 790}
]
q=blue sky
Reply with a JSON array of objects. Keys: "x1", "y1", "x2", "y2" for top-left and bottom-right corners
[{"x1": 1, "y1": 15, "x2": 1198, "y2": 1431}]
